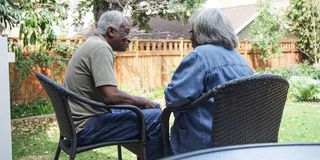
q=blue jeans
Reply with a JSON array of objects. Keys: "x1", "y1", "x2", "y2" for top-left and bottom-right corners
[{"x1": 77, "y1": 106, "x2": 164, "y2": 160}]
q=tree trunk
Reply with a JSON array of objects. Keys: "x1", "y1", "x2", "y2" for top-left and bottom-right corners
[{"x1": 93, "y1": 0, "x2": 127, "y2": 25}]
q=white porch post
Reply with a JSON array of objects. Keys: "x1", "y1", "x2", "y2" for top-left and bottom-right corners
[{"x1": 0, "y1": 37, "x2": 15, "y2": 160}]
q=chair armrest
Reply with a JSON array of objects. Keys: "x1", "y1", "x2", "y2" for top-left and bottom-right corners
[
  {"x1": 65, "y1": 87, "x2": 143, "y2": 115},
  {"x1": 162, "y1": 88, "x2": 217, "y2": 156},
  {"x1": 161, "y1": 94, "x2": 213, "y2": 156},
  {"x1": 65, "y1": 89, "x2": 146, "y2": 141},
  {"x1": 166, "y1": 88, "x2": 217, "y2": 112}
]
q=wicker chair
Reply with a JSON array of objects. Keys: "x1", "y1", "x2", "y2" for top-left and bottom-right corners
[
  {"x1": 35, "y1": 73, "x2": 146, "y2": 160},
  {"x1": 162, "y1": 74, "x2": 289, "y2": 156}
]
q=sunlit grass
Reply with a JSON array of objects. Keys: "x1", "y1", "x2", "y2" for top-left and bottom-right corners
[
  {"x1": 279, "y1": 102, "x2": 320, "y2": 142},
  {"x1": 12, "y1": 122, "x2": 136, "y2": 160},
  {"x1": 12, "y1": 98, "x2": 319, "y2": 159}
]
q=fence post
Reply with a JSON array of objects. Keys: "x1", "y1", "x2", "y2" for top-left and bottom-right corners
[
  {"x1": 163, "y1": 40, "x2": 167, "y2": 51},
  {"x1": 134, "y1": 37, "x2": 139, "y2": 58},
  {"x1": 0, "y1": 36, "x2": 15, "y2": 160},
  {"x1": 146, "y1": 40, "x2": 150, "y2": 51},
  {"x1": 244, "y1": 40, "x2": 254, "y2": 69},
  {"x1": 243, "y1": 40, "x2": 250, "y2": 65},
  {"x1": 179, "y1": 38, "x2": 184, "y2": 60},
  {"x1": 152, "y1": 41, "x2": 156, "y2": 51}
]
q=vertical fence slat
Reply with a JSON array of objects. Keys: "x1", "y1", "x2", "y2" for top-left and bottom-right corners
[
  {"x1": 169, "y1": 42, "x2": 173, "y2": 50},
  {"x1": 152, "y1": 41, "x2": 156, "y2": 51},
  {"x1": 146, "y1": 41, "x2": 150, "y2": 51}
]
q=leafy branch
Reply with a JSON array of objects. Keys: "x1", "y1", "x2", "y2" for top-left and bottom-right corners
[
  {"x1": 287, "y1": 0, "x2": 320, "y2": 63},
  {"x1": 251, "y1": 0, "x2": 284, "y2": 63},
  {"x1": 73, "y1": 0, "x2": 205, "y2": 31},
  {"x1": 3, "y1": 0, "x2": 69, "y2": 102}
]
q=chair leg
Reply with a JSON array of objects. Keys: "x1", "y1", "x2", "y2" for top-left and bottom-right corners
[
  {"x1": 69, "y1": 154, "x2": 76, "y2": 160},
  {"x1": 117, "y1": 145, "x2": 122, "y2": 160},
  {"x1": 54, "y1": 145, "x2": 61, "y2": 160},
  {"x1": 162, "y1": 108, "x2": 173, "y2": 156},
  {"x1": 141, "y1": 144, "x2": 147, "y2": 160}
]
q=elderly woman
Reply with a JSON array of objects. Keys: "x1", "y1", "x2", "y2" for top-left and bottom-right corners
[{"x1": 164, "y1": 8, "x2": 254, "y2": 154}]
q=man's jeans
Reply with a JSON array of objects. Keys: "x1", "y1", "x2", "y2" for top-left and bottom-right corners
[{"x1": 77, "y1": 106, "x2": 164, "y2": 160}]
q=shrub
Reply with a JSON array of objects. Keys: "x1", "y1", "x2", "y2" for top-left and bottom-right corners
[
  {"x1": 258, "y1": 62, "x2": 320, "y2": 102},
  {"x1": 290, "y1": 61, "x2": 320, "y2": 80},
  {"x1": 11, "y1": 99, "x2": 53, "y2": 119},
  {"x1": 289, "y1": 76, "x2": 320, "y2": 102},
  {"x1": 258, "y1": 61, "x2": 320, "y2": 79}
]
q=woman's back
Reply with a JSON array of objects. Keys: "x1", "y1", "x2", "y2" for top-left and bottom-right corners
[{"x1": 165, "y1": 44, "x2": 253, "y2": 154}]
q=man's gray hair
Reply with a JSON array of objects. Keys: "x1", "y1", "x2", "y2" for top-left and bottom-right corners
[
  {"x1": 189, "y1": 8, "x2": 238, "y2": 50},
  {"x1": 96, "y1": 10, "x2": 127, "y2": 35}
]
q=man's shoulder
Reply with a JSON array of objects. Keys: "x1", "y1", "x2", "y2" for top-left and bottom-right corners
[
  {"x1": 86, "y1": 35, "x2": 109, "y2": 47},
  {"x1": 78, "y1": 35, "x2": 113, "y2": 54}
]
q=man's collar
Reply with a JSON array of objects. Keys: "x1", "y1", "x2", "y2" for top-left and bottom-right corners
[{"x1": 94, "y1": 33, "x2": 107, "y2": 42}]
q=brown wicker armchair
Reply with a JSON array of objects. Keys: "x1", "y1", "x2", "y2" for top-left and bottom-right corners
[
  {"x1": 162, "y1": 74, "x2": 289, "y2": 156},
  {"x1": 35, "y1": 73, "x2": 146, "y2": 160}
]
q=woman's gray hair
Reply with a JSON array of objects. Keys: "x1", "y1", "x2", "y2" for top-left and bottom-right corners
[
  {"x1": 189, "y1": 8, "x2": 238, "y2": 50},
  {"x1": 96, "y1": 10, "x2": 127, "y2": 35}
]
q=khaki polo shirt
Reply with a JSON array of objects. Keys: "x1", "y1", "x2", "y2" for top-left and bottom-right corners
[{"x1": 64, "y1": 34, "x2": 116, "y2": 133}]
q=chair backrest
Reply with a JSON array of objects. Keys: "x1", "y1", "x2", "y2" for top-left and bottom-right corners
[
  {"x1": 209, "y1": 74, "x2": 289, "y2": 147},
  {"x1": 35, "y1": 73, "x2": 76, "y2": 140}
]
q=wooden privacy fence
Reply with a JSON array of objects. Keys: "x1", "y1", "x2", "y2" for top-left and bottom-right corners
[
  {"x1": 9, "y1": 37, "x2": 301, "y2": 102},
  {"x1": 115, "y1": 38, "x2": 301, "y2": 90},
  {"x1": 115, "y1": 38, "x2": 192, "y2": 91}
]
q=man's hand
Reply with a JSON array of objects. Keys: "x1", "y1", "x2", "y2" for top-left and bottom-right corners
[{"x1": 137, "y1": 97, "x2": 158, "y2": 109}]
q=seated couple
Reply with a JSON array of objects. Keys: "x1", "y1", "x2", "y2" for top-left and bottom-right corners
[{"x1": 64, "y1": 9, "x2": 253, "y2": 160}]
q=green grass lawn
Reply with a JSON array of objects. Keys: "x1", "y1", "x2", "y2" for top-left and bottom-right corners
[
  {"x1": 279, "y1": 102, "x2": 320, "y2": 142},
  {"x1": 12, "y1": 122, "x2": 136, "y2": 160},
  {"x1": 12, "y1": 102, "x2": 320, "y2": 160}
]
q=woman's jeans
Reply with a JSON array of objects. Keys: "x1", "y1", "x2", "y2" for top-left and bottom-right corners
[{"x1": 77, "y1": 106, "x2": 164, "y2": 160}]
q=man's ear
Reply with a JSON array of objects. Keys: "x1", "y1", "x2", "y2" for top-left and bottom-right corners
[{"x1": 106, "y1": 27, "x2": 115, "y2": 37}]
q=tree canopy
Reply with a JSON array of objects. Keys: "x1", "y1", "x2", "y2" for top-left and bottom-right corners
[
  {"x1": 0, "y1": 0, "x2": 67, "y2": 49},
  {"x1": 1, "y1": 0, "x2": 68, "y2": 83},
  {"x1": 0, "y1": 0, "x2": 19, "y2": 33},
  {"x1": 74, "y1": 0, "x2": 205, "y2": 31},
  {"x1": 1, "y1": 0, "x2": 205, "y2": 36},
  {"x1": 287, "y1": 0, "x2": 320, "y2": 63}
]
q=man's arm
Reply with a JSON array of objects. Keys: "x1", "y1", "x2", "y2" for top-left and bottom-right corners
[{"x1": 98, "y1": 85, "x2": 157, "y2": 109}]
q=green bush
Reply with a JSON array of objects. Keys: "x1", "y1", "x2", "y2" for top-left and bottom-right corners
[
  {"x1": 289, "y1": 76, "x2": 320, "y2": 102},
  {"x1": 259, "y1": 61, "x2": 320, "y2": 79},
  {"x1": 258, "y1": 62, "x2": 320, "y2": 102},
  {"x1": 290, "y1": 61, "x2": 320, "y2": 80},
  {"x1": 11, "y1": 99, "x2": 53, "y2": 119}
]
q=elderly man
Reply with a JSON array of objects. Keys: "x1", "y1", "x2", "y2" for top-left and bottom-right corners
[
  {"x1": 64, "y1": 10, "x2": 163, "y2": 159},
  {"x1": 164, "y1": 8, "x2": 254, "y2": 154}
]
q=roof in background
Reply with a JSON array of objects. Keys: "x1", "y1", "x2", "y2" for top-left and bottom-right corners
[
  {"x1": 78, "y1": 0, "x2": 290, "y2": 39},
  {"x1": 129, "y1": 4, "x2": 259, "y2": 38},
  {"x1": 129, "y1": 17, "x2": 189, "y2": 39},
  {"x1": 221, "y1": 4, "x2": 258, "y2": 34},
  {"x1": 224, "y1": 0, "x2": 289, "y2": 34}
]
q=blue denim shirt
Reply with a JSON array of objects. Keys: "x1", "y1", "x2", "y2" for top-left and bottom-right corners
[{"x1": 164, "y1": 44, "x2": 253, "y2": 154}]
